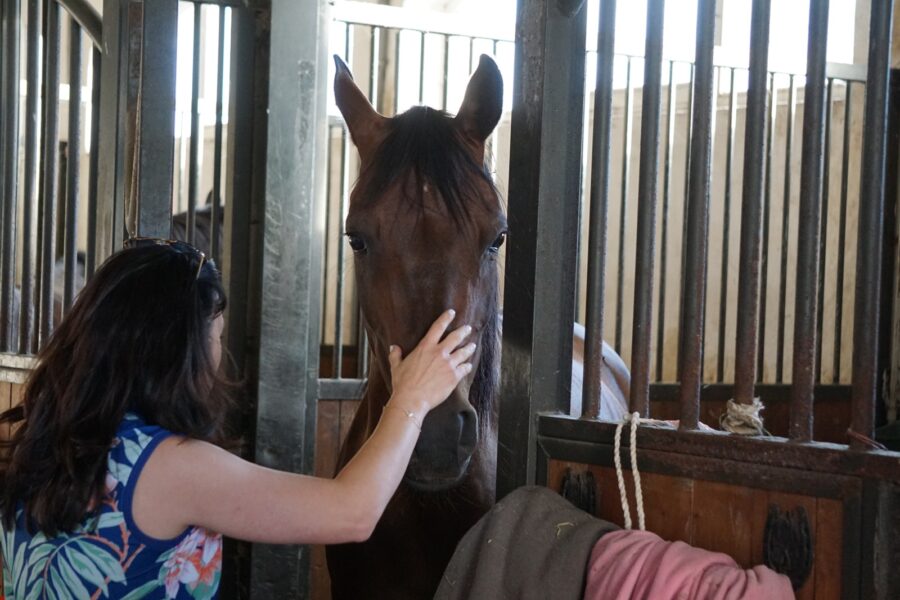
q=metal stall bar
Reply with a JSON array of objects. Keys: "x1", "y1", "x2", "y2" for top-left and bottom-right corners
[
  {"x1": 0, "y1": 0, "x2": 21, "y2": 352},
  {"x1": 815, "y1": 78, "x2": 834, "y2": 381},
  {"x1": 716, "y1": 67, "x2": 736, "y2": 382},
  {"x1": 333, "y1": 23, "x2": 351, "y2": 379},
  {"x1": 64, "y1": 19, "x2": 83, "y2": 314},
  {"x1": 732, "y1": 0, "x2": 771, "y2": 407},
  {"x1": 676, "y1": 62, "x2": 695, "y2": 379},
  {"x1": 211, "y1": 6, "x2": 226, "y2": 264},
  {"x1": 19, "y1": 0, "x2": 41, "y2": 353},
  {"x1": 851, "y1": 0, "x2": 895, "y2": 448},
  {"x1": 776, "y1": 75, "x2": 795, "y2": 383},
  {"x1": 758, "y1": 72, "x2": 776, "y2": 380},
  {"x1": 186, "y1": 3, "x2": 202, "y2": 245},
  {"x1": 833, "y1": 83, "x2": 852, "y2": 383},
  {"x1": 135, "y1": 0, "x2": 178, "y2": 238},
  {"x1": 498, "y1": 0, "x2": 587, "y2": 497},
  {"x1": 655, "y1": 59, "x2": 675, "y2": 382},
  {"x1": 629, "y1": 0, "x2": 665, "y2": 416},
  {"x1": 789, "y1": 0, "x2": 829, "y2": 442},
  {"x1": 582, "y1": 0, "x2": 617, "y2": 419},
  {"x1": 86, "y1": 46, "x2": 100, "y2": 280},
  {"x1": 678, "y1": 0, "x2": 716, "y2": 430},
  {"x1": 614, "y1": 57, "x2": 633, "y2": 351},
  {"x1": 250, "y1": 0, "x2": 329, "y2": 595},
  {"x1": 39, "y1": 1, "x2": 61, "y2": 346}
]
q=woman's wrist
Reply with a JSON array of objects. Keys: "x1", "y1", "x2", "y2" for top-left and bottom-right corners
[{"x1": 386, "y1": 392, "x2": 429, "y2": 422}]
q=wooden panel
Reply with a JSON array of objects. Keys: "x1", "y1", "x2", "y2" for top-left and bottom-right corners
[
  {"x1": 546, "y1": 458, "x2": 846, "y2": 599},
  {"x1": 0, "y1": 382, "x2": 11, "y2": 442},
  {"x1": 691, "y1": 480, "x2": 760, "y2": 566},
  {"x1": 814, "y1": 498, "x2": 843, "y2": 600},
  {"x1": 311, "y1": 401, "x2": 341, "y2": 600},
  {"x1": 767, "y1": 491, "x2": 818, "y2": 600}
]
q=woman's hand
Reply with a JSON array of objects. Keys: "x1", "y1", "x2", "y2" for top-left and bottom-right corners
[{"x1": 387, "y1": 309, "x2": 476, "y2": 415}]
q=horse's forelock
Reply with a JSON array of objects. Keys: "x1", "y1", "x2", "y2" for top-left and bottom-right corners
[{"x1": 355, "y1": 106, "x2": 498, "y2": 227}]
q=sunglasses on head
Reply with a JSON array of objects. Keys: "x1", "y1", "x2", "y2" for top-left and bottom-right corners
[{"x1": 123, "y1": 237, "x2": 207, "y2": 281}]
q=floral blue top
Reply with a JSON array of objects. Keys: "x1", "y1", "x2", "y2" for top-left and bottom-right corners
[{"x1": 1, "y1": 413, "x2": 222, "y2": 599}]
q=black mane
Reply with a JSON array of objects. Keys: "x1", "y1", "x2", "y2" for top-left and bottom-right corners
[{"x1": 356, "y1": 106, "x2": 497, "y2": 224}]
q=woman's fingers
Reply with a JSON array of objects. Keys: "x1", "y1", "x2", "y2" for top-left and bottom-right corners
[
  {"x1": 440, "y1": 324, "x2": 473, "y2": 354},
  {"x1": 388, "y1": 345, "x2": 403, "y2": 371},
  {"x1": 423, "y1": 309, "x2": 456, "y2": 345},
  {"x1": 450, "y1": 342, "x2": 477, "y2": 367}
]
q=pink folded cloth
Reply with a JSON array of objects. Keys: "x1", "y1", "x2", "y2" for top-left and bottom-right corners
[{"x1": 584, "y1": 529, "x2": 795, "y2": 600}]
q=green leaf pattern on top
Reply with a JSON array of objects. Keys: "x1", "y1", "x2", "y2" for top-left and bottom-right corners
[{"x1": 0, "y1": 415, "x2": 222, "y2": 599}]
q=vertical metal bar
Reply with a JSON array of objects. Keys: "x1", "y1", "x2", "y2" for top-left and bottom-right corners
[
  {"x1": 187, "y1": 3, "x2": 202, "y2": 245},
  {"x1": 678, "y1": 0, "x2": 716, "y2": 430},
  {"x1": 758, "y1": 72, "x2": 776, "y2": 380},
  {"x1": 582, "y1": 0, "x2": 617, "y2": 419},
  {"x1": 614, "y1": 57, "x2": 633, "y2": 351},
  {"x1": 86, "y1": 47, "x2": 100, "y2": 280},
  {"x1": 64, "y1": 19, "x2": 82, "y2": 313},
  {"x1": 676, "y1": 62, "x2": 694, "y2": 379},
  {"x1": 834, "y1": 82, "x2": 852, "y2": 383},
  {"x1": 816, "y1": 78, "x2": 834, "y2": 381},
  {"x1": 498, "y1": 0, "x2": 587, "y2": 497},
  {"x1": 251, "y1": 0, "x2": 329, "y2": 594},
  {"x1": 393, "y1": 28, "x2": 400, "y2": 115},
  {"x1": 468, "y1": 36, "x2": 474, "y2": 72},
  {"x1": 369, "y1": 26, "x2": 379, "y2": 102},
  {"x1": 655, "y1": 59, "x2": 676, "y2": 382},
  {"x1": 1, "y1": 0, "x2": 21, "y2": 351},
  {"x1": 136, "y1": 0, "x2": 179, "y2": 238},
  {"x1": 732, "y1": 0, "x2": 771, "y2": 405},
  {"x1": 39, "y1": 0, "x2": 61, "y2": 346},
  {"x1": 19, "y1": 0, "x2": 41, "y2": 353},
  {"x1": 716, "y1": 67, "x2": 737, "y2": 382},
  {"x1": 211, "y1": 6, "x2": 226, "y2": 264},
  {"x1": 441, "y1": 34, "x2": 449, "y2": 110},
  {"x1": 333, "y1": 128, "x2": 348, "y2": 379},
  {"x1": 359, "y1": 312, "x2": 369, "y2": 377},
  {"x1": 776, "y1": 75, "x2": 795, "y2": 383},
  {"x1": 629, "y1": 0, "x2": 666, "y2": 416},
  {"x1": 789, "y1": 0, "x2": 830, "y2": 442},
  {"x1": 418, "y1": 31, "x2": 425, "y2": 104},
  {"x1": 851, "y1": 0, "x2": 894, "y2": 448}
]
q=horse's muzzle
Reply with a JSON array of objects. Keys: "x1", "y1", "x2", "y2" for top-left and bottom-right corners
[{"x1": 404, "y1": 392, "x2": 478, "y2": 491}]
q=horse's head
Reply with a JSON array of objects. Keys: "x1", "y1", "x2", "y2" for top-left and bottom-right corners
[{"x1": 334, "y1": 54, "x2": 505, "y2": 492}]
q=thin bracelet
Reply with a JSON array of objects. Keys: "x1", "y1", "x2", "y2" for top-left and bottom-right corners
[{"x1": 383, "y1": 404, "x2": 422, "y2": 431}]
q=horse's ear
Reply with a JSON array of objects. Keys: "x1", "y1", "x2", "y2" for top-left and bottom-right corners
[
  {"x1": 455, "y1": 55, "x2": 503, "y2": 145},
  {"x1": 333, "y1": 55, "x2": 387, "y2": 159}
]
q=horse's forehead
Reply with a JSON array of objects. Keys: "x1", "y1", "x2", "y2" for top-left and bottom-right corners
[{"x1": 350, "y1": 182, "x2": 500, "y2": 238}]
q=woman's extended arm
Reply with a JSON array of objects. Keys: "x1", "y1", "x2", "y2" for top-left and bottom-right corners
[{"x1": 132, "y1": 310, "x2": 475, "y2": 544}]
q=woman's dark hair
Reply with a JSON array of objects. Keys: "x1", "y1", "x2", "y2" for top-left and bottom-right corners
[{"x1": 0, "y1": 243, "x2": 232, "y2": 535}]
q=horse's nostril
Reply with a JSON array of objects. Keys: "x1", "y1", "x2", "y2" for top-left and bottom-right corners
[{"x1": 458, "y1": 410, "x2": 477, "y2": 452}]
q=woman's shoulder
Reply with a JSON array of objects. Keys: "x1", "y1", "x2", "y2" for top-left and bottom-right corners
[{"x1": 107, "y1": 412, "x2": 177, "y2": 493}]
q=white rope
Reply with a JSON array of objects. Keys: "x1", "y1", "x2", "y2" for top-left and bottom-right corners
[
  {"x1": 720, "y1": 398, "x2": 767, "y2": 435},
  {"x1": 613, "y1": 411, "x2": 646, "y2": 531}
]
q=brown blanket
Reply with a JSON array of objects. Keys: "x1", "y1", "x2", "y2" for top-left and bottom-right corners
[{"x1": 435, "y1": 486, "x2": 619, "y2": 600}]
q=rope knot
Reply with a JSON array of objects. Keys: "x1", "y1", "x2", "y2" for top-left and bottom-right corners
[{"x1": 720, "y1": 398, "x2": 767, "y2": 435}]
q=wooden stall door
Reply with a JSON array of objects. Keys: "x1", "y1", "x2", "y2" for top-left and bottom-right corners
[{"x1": 548, "y1": 460, "x2": 848, "y2": 600}]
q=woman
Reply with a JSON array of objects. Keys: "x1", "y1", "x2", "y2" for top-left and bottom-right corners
[{"x1": 0, "y1": 239, "x2": 475, "y2": 599}]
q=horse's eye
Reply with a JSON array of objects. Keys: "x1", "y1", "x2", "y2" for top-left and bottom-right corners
[
  {"x1": 346, "y1": 233, "x2": 367, "y2": 253},
  {"x1": 489, "y1": 232, "x2": 506, "y2": 253}
]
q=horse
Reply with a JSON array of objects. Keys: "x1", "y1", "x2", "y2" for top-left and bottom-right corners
[{"x1": 325, "y1": 54, "x2": 630, "y2": 599}]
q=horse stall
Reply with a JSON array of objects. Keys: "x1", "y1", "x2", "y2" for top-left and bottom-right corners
[
  {"x1": 1, "y1": 0, "x2": 899, "y2": 599},
  {"x1": 494, "y1": 1, "x2": 900, "y2": 599}
]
